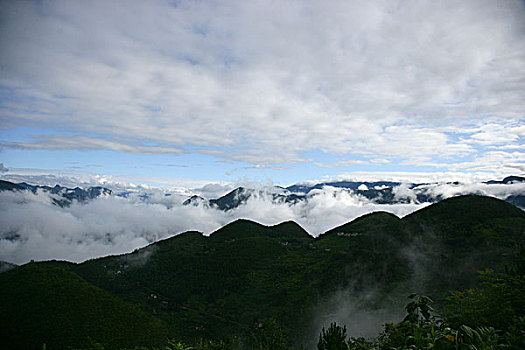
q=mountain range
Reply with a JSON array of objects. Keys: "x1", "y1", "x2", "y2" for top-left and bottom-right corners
[
  {"x1": 1, "y1": 194, "x2": 524, "y2": 349},
  {"x1": 0, "y1": 180, "x2": 112, "y2": 206},
  {"x1": 184, "y1": 176, "x2": 525, "y2": 210},
  {"x1": 3, "y1": 176, "x2": 523, "y2": 210}
]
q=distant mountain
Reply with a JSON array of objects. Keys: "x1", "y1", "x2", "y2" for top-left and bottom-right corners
[
  {"x1": 5, "y1": 195, "x2": 521, "y2": 348},
  {"x1": 484, "y1": 175, "x2": 525, "y2": 184},
  {"x1": 0, "y1": 180, "x2": 112, "y2": 206},
  {"x1": 183, "y1": 186, "x2": 307, "y2": 210},
  {"x1": 183, "y1": 176, "x2": 525, "y2": 211},
  {"x1": 2, "y1": 176, "x2": 524, "y2": 210},
  {"x1": 286, "y1": 180, "x2": 401, "y2": 194}
]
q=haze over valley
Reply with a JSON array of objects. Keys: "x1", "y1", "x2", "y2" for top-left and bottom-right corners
[{"x1": 1, "y1": 175, "x2": 523, "y2": 265}]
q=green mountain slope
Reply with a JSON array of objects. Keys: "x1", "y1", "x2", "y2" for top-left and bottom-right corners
[
  {"x1": 0, "y1": 263, "x2": 170, "y2": 350},
  {"x1": 5, "y1": 195, "x2": 524, "y2": 348},
  {"x1": 401, "y1": 195, "x2": 525, "y2": 295},
  {"x1": 62, "y1": 196, "x2": 524, "y2": 345},
  {"x1": 67, "y1": 219, "x2": 317, "y2": 344}
]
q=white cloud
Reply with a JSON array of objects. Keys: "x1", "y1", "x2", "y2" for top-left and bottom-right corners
[
  {"x1": 0, "y1": 184, "x2": 424, "y2": 265},
  {"x1": 327, "y1": 171, "x2": 504, "y2": 184},
  {"x1": 5, "y1": 135, "x2": 184, "y2": 154},
  {"x1": 403, "y1": 181, "x2": 525, "y2": 203},
  {"x1": 0, "y1": 169, "x2": 226, "y2": 191},
  {"x1": 404, "y1": 151, "x2": 525, "y2": 173},
  {"x1": 469, "y1": 124, "x2": 525, "y2": 145},
  {"x1": 1, "y1": 175, "x2": 524, "y2": 265},
  {"x1": 0, "y1": 0, "x2": 523, "y2": 169}
]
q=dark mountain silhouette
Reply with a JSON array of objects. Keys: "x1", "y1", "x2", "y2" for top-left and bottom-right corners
[
  {"x1": 0, "y1": 179, "x2": 112, "y2": 206},
  {"x1": 2, "y1": 195, "x2": 523, "y2": 348}
]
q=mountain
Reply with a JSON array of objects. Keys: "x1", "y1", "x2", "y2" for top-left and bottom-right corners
[
  {"x1": 0, "y1": 195, "x2": 516, "y2": 348},
  {"x1": 484, "y1": 175, "x2": 525, "y2": 184},
  {"x1": 183, "y1": 186, "x2": 307, "y2": 210},
  {"x1": 286, "y1": 180, "x2": 401, "y2": 194},
  {"x1": 0, "y1": 263, "x2": 170, "y2": 350},
  {"x1": 181, "y1": 176, "x2": 525, "y2": 211},
  {"x1": 0, "y1": 180, "x2": 112, "y2": 206},
  {"x1": 2, "y1": 175, "x2": 523, "y2": 211}
]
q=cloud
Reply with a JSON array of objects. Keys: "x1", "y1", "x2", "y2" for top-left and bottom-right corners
[
  {"x1": 225, "y1": 164, "x2": 288, "y2": 176},
  {"x1": 0, "y1": 0, "x2": 523, "y2": 170},
  {"x1": 0, "y1": 189, "x2": 226, "y2": 264},
  {"x1": 469, "y1": 124, "x2": 525, "y2": 145},
  {"x1": 1, "y1": 176, "x2": 523, "y2": 265},
  {"x1": 0, "y1": 169, "x2": 224, "y2": 191},
  {"x1": 314, "y1": 160, "x2": 370, "y2": 168},
  {"x1": 0, "y1": 163, "x2": 8, "y2": 173},
  {"x1": 4, "y1": 135, "x2": 184, "y2": 154},
  {"x1": 0, "y1": 183, "x2": 423, "y2": 265},
  {"x1": 403, "y1": 151, "x2": 525, "y2": 173},
  {"x1": 192, "y1": 183, "x2": 234, "y2": 199},
  {"x1": 413, "y1": 181, "x2": 525, "y2": 201}
]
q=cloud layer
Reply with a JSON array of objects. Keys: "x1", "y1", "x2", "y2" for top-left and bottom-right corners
[
  {"x1": 1, "y1": 0, "x2": 524, "y2": 172},
  {"x1": 1, "y1": 179, "x2": 523, "y2": 265}
]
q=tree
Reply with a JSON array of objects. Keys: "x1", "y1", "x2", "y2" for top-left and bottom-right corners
[
  {"x1": 253, "y1": 318, "x2": 287, "y2": 350},
  {"x1": 317, "y1": 322, "x2": 347, "y2": 350}
]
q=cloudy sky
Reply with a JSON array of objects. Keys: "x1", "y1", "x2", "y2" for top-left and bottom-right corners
[{"x1": 1, "y1": 0, "x2": 524, "y2": 187}]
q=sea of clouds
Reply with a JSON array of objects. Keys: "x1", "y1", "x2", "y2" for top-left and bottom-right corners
[{"x1": 0, "y1": 179, "x2": 523, "y2": 265}]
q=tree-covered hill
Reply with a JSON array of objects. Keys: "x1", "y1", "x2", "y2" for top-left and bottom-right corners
[
  {"x1": 2, "y1": 195, "x2": 524, "y2": 349},
  {"x1": 0, "y1": 263, "x2": 170, "y2": 350}
]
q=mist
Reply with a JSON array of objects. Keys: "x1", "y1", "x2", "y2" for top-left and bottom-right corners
[
  {"x1": 304, "y1": 181, "x2": 525, "y2": 344},
  {"x1": 0, "y1": 180, "x2": 523, "y2": 265}
]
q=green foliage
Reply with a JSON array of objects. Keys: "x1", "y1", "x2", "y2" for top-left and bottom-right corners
[
  {"x1": 194, "y1": 336, "x2": 241, "y2": 350},
  {"x1": 164, "y1": 337, "x2": 242, "y2": 350},
  {"x1": 347, "y1": 337, "x2": 376, "y2": 350},
  {"x1": 374, "y1": 299, "x2": 492, "y2": 350},
  {"x1": 165, "y1": 339, "x2": 194, "y2": 350},
  {"x1": 343, "y1": 259, "x2": 525, "y2": 350},
  {"x1": 444, "y1": 251, "x2": 525, "y2": 349},
  {"x1": 403, "y1": 294, "x2": 435, "y2": 325},
  {"x1": 2, "y1": 195, "x2": 524, "y2": 349},
  {"x1": 253, "y1": 319, "x2": 288, "y2": 350},
  {"x1": 0, "y1": 263, "x2": 170, "y2": 350},
  {"x1": 317, "y1": 323, "x2": 348, "y2": 350}
]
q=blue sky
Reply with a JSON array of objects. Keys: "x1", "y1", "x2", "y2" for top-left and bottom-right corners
[{"x1": 1, "y1": 0, "x2": 524, "y2": 188}]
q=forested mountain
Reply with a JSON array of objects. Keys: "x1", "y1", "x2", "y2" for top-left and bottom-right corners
[
  {"x1": 0, "y1": 263, "x2": 170, "y2": 349},
  {"x1": 0, "y1": 195, "x2": 524, "y2": 349}
]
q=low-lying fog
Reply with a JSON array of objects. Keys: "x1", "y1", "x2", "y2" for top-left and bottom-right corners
[{"x1": 0, "y1": 180, "x2": 523, "y2": 265}]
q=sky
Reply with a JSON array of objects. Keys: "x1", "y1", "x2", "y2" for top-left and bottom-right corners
[{"x1": 0, "y1": 0, "x2": 524, "y2": 188}]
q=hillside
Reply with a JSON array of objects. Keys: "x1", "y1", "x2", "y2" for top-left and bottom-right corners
[
  {"x1": 2, "y1": 195, "x2": 524, "y2": 348},
  {"x1": 0, "y1": 263, "x2": 170, "y2": 350}
]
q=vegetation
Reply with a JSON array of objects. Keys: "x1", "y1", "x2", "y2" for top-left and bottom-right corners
[
  {"x1": 0, "y1": 263, "x2": 170, "y2": 349},
  {"x1": 319, "y1": 258, "x2": 525, "y2": 350},
  {"x1": 0, "y1": 195, "x2": 523, "y2": 349}
]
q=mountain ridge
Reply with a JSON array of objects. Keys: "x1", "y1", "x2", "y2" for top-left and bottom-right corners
[
  {"x1": 2, "y1": 175, "x2": 524, "y2": 210},
  {"x1": 2, "y1": 195, "x2": 523, "y2": 348},
  {"x1": 0, "y1": 179, "x2": 112, "y2": 206}
]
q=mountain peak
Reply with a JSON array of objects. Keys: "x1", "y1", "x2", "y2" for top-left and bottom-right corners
[
  {"x1": 209, "y1": 218, "x2": 266, "y2": 240},
  {"x1": 321, "y1": 211, "x2": 402, "y2": 238},
  {"x1": 404, "y1": 195, "x2": 525, "y2": 224}
]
